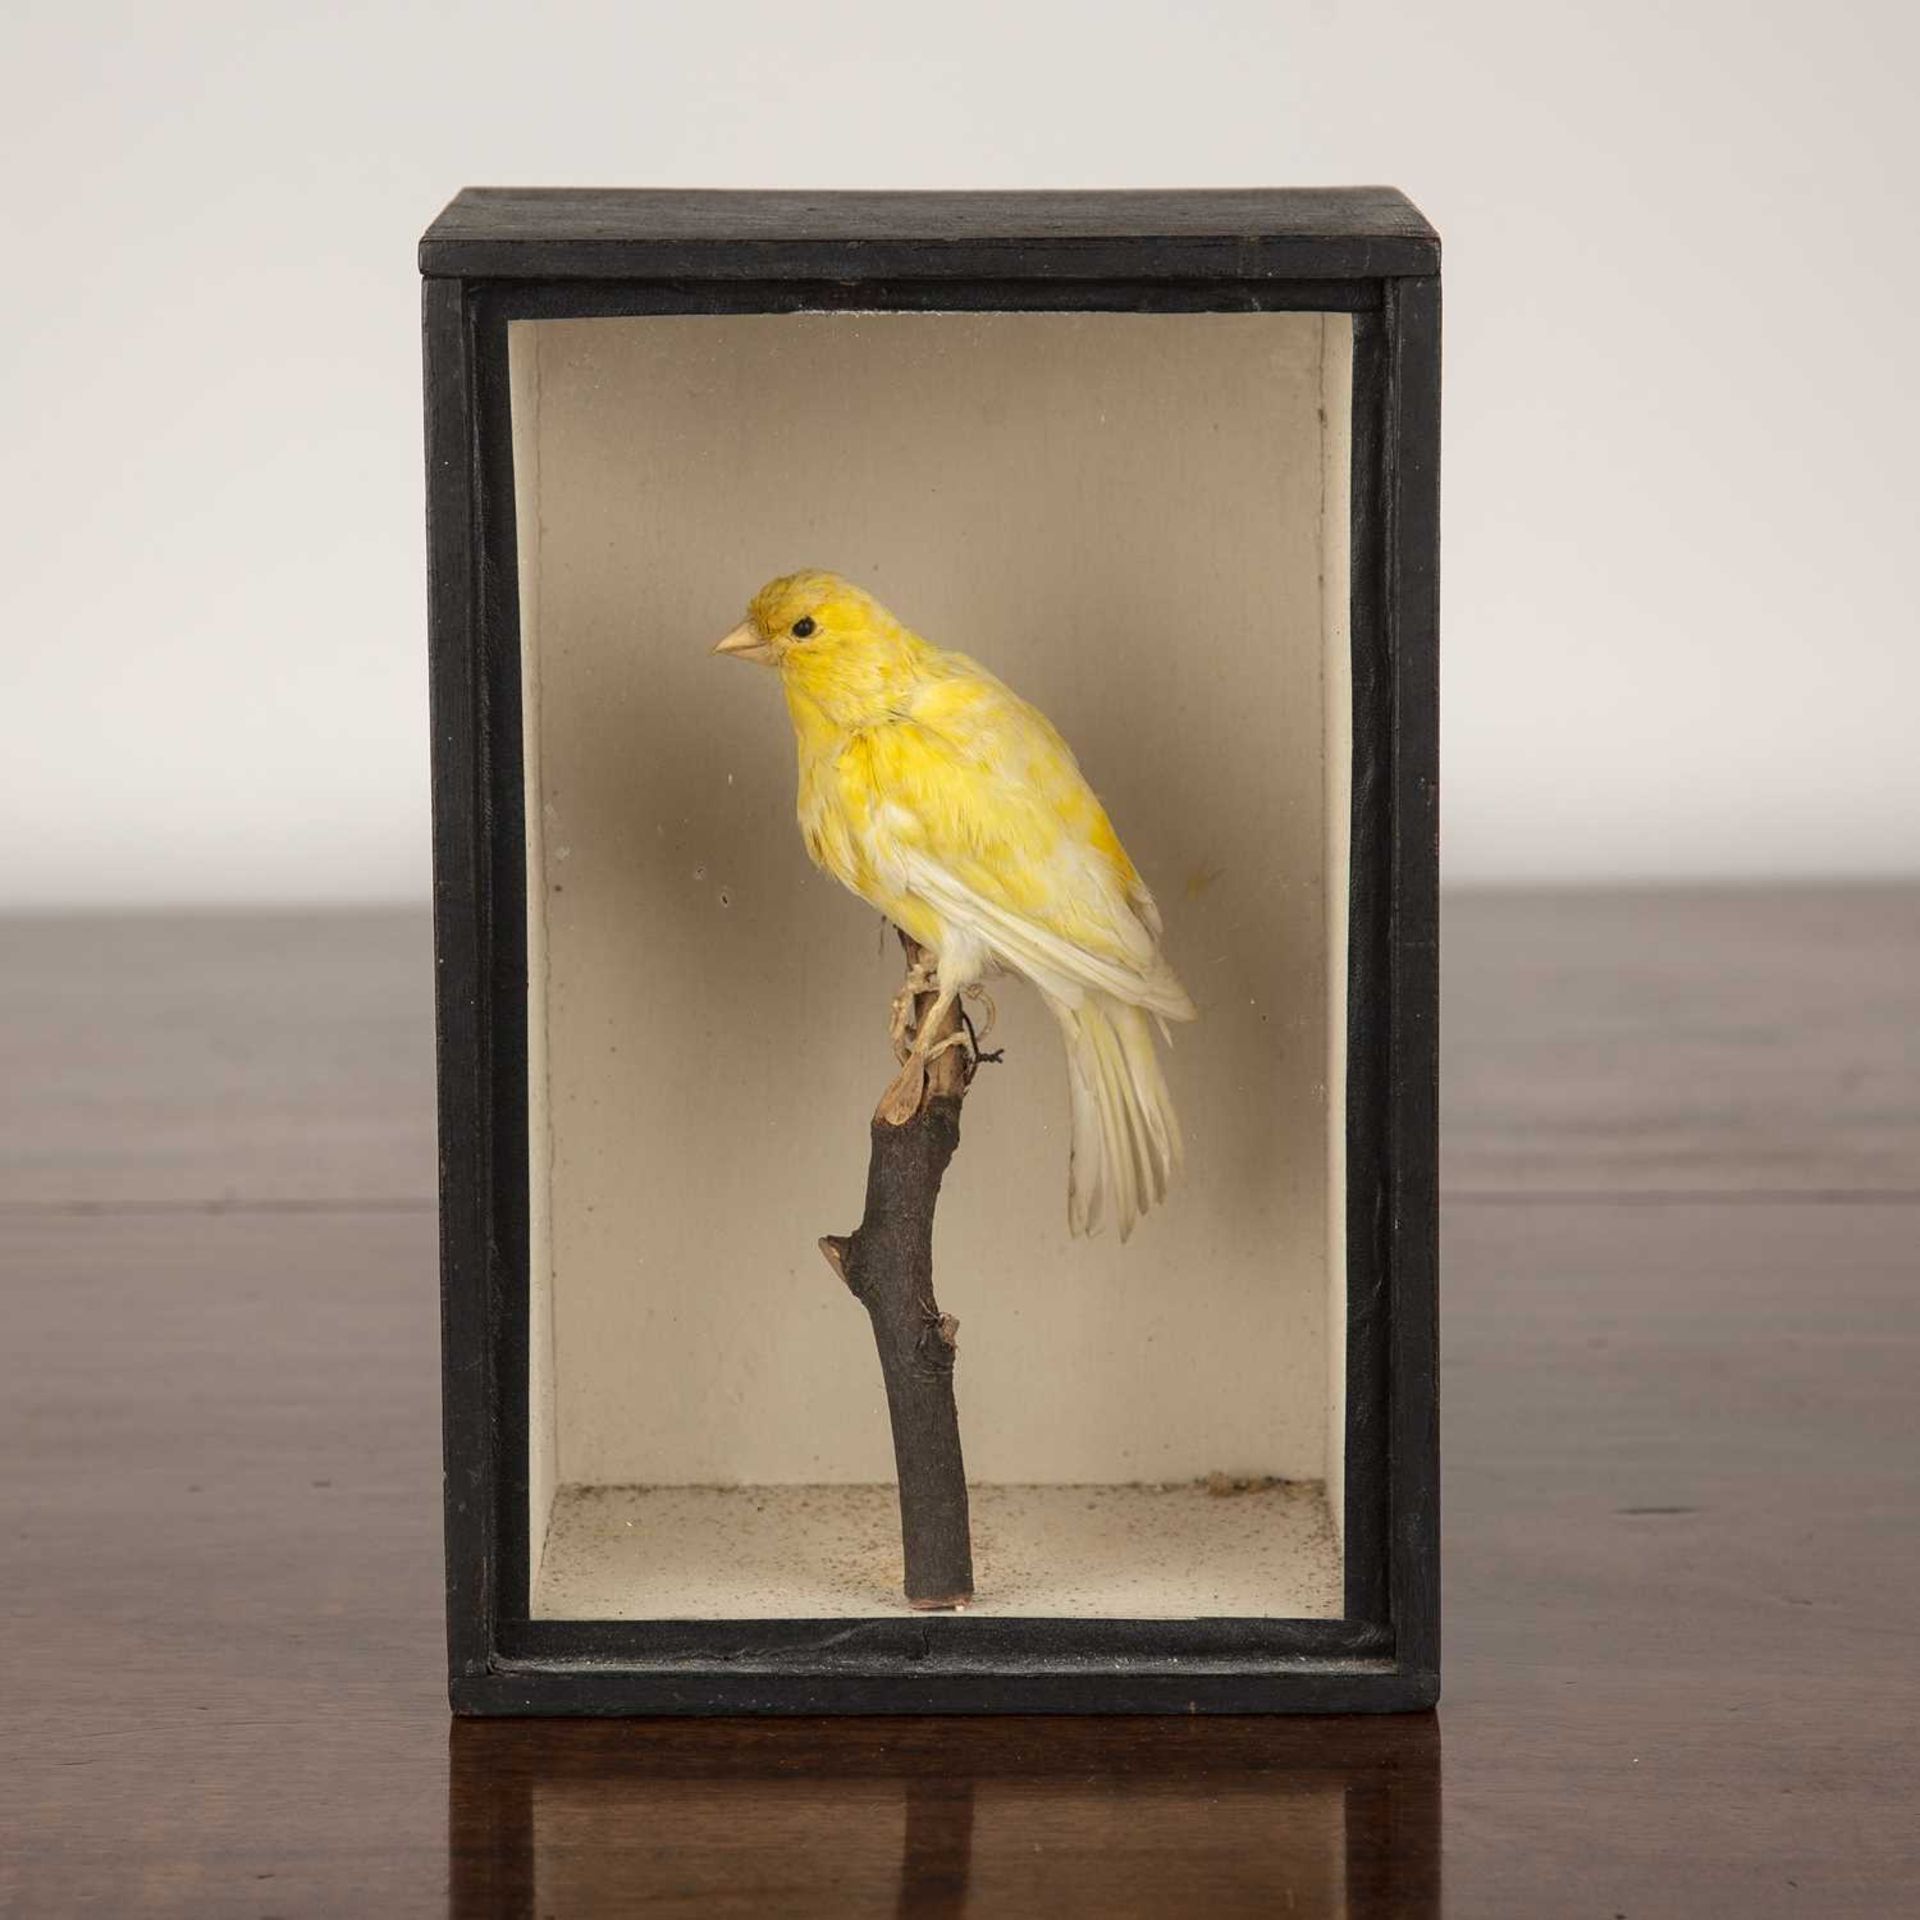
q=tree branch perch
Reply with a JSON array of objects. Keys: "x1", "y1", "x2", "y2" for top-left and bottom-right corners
[{"x1": 819, "y1": 932, "x2": 977, "y2": 1609}]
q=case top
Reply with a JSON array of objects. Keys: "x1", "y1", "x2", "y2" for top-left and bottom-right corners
[{"x1": 419, "y1": 187, "x2": 1438, "y2": 282}]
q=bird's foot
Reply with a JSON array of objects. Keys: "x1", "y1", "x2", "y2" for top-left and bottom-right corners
[
  {"x1": 879, "y1": 1027, "x2": 998, "y2": 1125},
  {"x1": 887, "y1": 960, "x2": 942, "y2": 1063},
  {"x1": 922, "y1": 1030, "x2": 973, "y2": 1067},
  {"x1": 887, "y1": 992, "x2": 915, "y2": 1064},
  {"x1": 877, "y1": 1018, "x2": 973, "y2": 1125}
]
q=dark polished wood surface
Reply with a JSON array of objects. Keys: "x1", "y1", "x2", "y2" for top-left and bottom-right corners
[{"x1": 4, "y1": 890, "x2": 1916, "y2": 1915}]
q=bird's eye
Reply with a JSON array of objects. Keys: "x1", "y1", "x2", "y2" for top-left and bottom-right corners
[{"x1": 791, "y1": 616, "x2": 817, "y2": 639}]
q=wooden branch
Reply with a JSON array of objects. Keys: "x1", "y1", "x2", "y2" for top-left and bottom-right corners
[{"x1": 819, "y1": 933, "x2": 976, "y2": 1609}]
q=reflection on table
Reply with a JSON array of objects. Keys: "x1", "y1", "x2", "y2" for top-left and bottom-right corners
[{"x1": 449, "y1": 1713, "x2": 1440, "y2": 1917}]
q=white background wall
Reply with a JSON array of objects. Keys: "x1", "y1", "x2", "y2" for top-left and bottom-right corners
[{"x1": 2, "y1": 0, "x2": 1915, "y2": 907}]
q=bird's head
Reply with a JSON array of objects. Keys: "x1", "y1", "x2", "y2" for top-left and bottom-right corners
[{"x1": 712, "y1": 570, "x2": 911, "y2": 684}]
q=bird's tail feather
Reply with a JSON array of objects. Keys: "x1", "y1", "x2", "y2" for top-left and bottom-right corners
[{"x1": 1052, "y1": 993, "x2": 1184, "y2": 1241}]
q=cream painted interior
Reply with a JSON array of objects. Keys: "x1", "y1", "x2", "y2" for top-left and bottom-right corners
[{"x1": 512, "y1": 309, "x2": 1354, "y2": 1617}]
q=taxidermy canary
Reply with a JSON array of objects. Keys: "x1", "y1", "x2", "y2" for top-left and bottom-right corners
[{"x1": 715, "y1": 570, "x2": 1196, "y2": 1239}]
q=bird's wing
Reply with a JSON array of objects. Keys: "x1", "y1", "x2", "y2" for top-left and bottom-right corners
[{"x1": 853, "y1": 665, "x2": 1194, "y2": 1020}]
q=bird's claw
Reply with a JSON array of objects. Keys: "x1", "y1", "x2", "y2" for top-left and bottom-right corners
[
  {"x1": 888, "y1": 986, "x2": 917, "y2": 1063},
  {"x1": 887, "y1": 958, "x2": 945, "y2": 1062},
  {"x1": 877, "y1": 1028, "x2": 967, "y2": 1124}
]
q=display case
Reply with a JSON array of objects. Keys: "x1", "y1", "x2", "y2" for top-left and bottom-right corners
[{"x1": 421, "y1": 187, "x2": 1439, "y2": 1713}]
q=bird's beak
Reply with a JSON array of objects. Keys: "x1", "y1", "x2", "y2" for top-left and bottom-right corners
[{"x1": 712, "y1": 620, "x2": 777, "y2": 665}]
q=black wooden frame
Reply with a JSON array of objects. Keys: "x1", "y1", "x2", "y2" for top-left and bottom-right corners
[{"x1": 422, "y1": 189, "x2": 1440, "y2": 1715}]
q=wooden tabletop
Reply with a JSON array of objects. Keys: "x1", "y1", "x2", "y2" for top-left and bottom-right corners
[{"x1": 3, "y1": 888, "x2": 1916, "y2": 1916}]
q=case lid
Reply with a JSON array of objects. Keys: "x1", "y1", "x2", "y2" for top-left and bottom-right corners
[{"x1": 419, "y1": 187, "x2": 1438, "y2": 282}]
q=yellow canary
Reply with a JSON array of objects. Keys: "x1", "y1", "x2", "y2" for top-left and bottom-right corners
[{"x1": 715, "y1": 570, "x2": 1195, "y2": 1239}]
